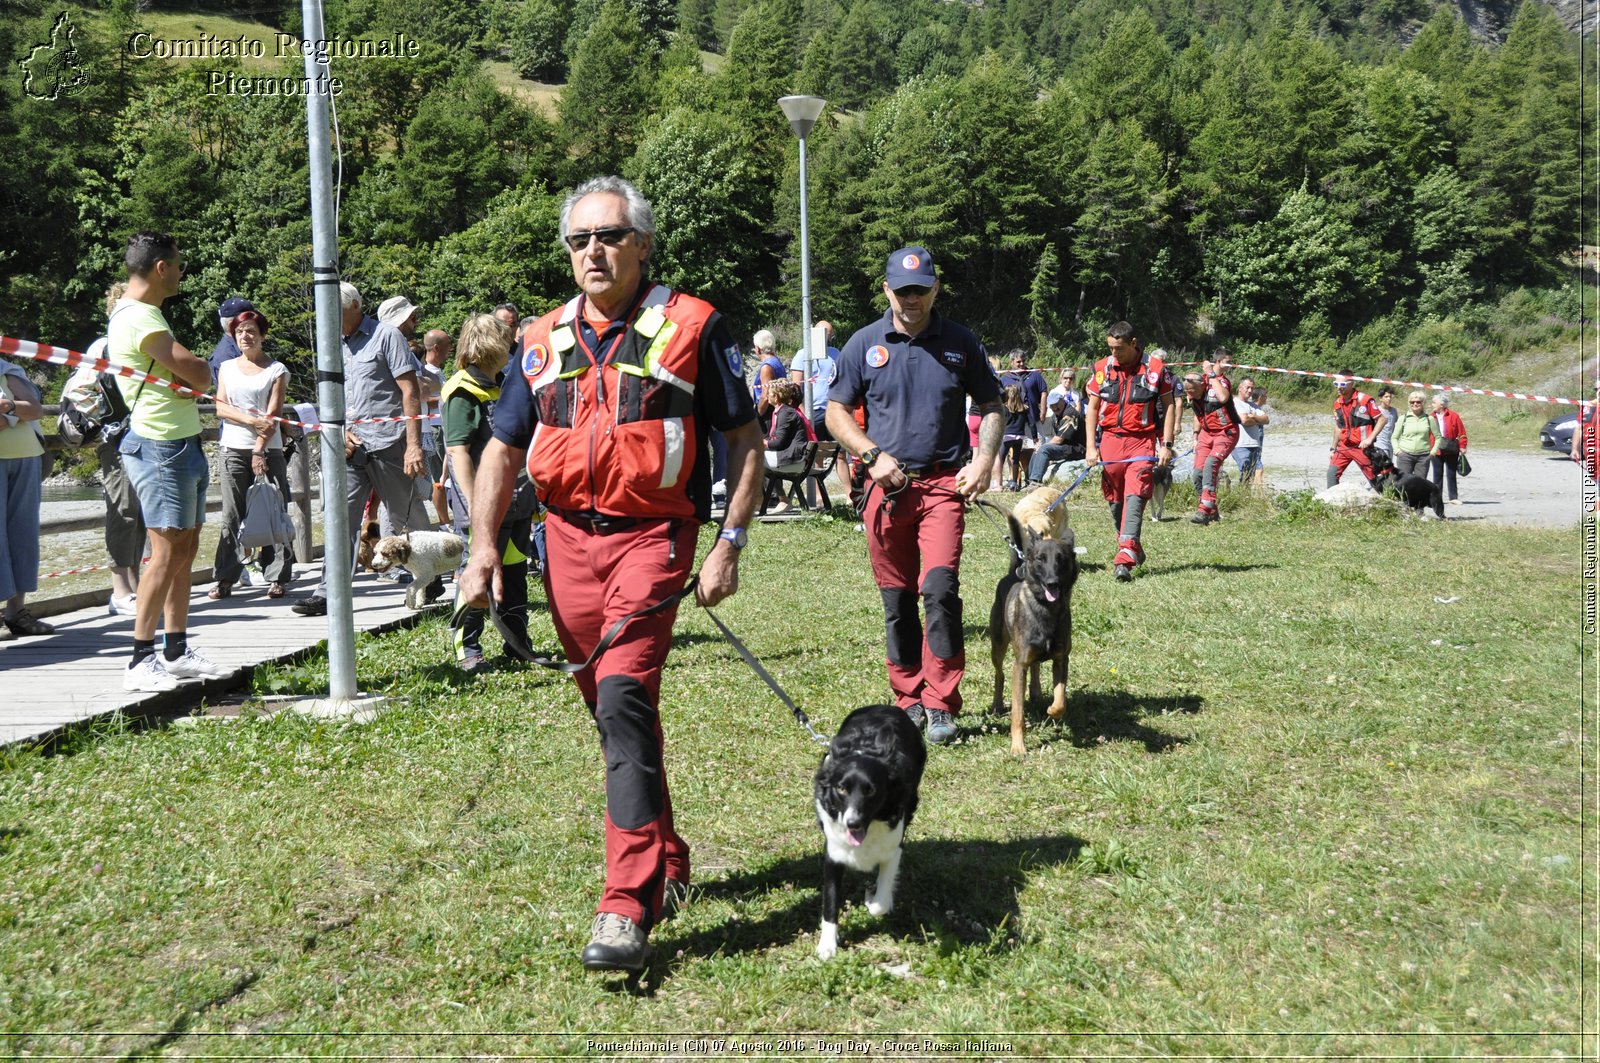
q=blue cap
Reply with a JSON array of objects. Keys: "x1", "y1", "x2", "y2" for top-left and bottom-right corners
[
  {"x1": 886, "y1": 246, "x2": 936, "y2": 289},
  {"x1": 218, "y1": 296, "x2": 254, "y2": 319}
]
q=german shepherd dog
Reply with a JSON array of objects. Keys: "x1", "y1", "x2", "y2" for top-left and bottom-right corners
[
  {"x1": 990, "y1": 512, "x2": 1079, "y2": 756},
  {"x1": 813, "y1": 705, "x2": 926, "y2": 959}
]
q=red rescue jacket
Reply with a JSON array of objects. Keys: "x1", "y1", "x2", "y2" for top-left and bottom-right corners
[
  {"x1": 1193, "y1": 375, "x2": 1240, "y2": 435},
  {"x1": 519, "y1": 283, "x2": 714, "y2": 520},
  {"x1": 1092, "y1": 353, "x2": 1171, "y2": 436},
  {"x1": 1333, "y1": 390, "x2": 1381, "y2": 447}
]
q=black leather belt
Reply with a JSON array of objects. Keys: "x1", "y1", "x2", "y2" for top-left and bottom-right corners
[
  {"x1": 547, "y1": 507, "x2": 646, "y2": 533},
  {"x1": 902, "y1": 461, "x2": 962, "y2": 479}
]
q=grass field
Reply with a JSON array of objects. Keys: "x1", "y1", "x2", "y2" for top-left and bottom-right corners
[{"x1": 1, "y1": 485, "x2": 1592, "y2": 1057}]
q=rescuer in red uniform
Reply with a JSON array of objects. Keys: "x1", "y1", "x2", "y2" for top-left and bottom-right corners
[
  {"x1": 458, "y1": 176, "x2": 763, "y2": 975},
  {"x1": 1188, "y1": 353, "x2": 1239, "y2": 525},
  {"x1": 1083, "y1": 321, "x2": 1178, "y2": 582},
  {"x1": 1328, "y1": 370, "x2": 1383, "y2": 487}
]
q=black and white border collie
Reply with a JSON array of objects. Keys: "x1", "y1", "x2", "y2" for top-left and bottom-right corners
[{"x1": 813, "y1": 705, "x2": 927, "y2": 959}]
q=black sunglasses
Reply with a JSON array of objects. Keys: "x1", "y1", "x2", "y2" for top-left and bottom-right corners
[
  {"x1": 892, "y1": 284, "x2": 932, "y2": 297},
  {"x1": 564, "y1": 227, "x2": 637, "y2": 252}
]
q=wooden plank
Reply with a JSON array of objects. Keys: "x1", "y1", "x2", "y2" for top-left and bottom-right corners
[{"x1": 0, "y1": 565, "x2": 446, "y2": 747}]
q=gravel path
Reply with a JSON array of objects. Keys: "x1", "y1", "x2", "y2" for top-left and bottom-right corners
[{"x1": 1256, "y1": 426, "x2": 1588, "y2": 529}]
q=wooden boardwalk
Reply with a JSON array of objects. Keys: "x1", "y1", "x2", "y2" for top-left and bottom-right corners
[{"x1": 0, "y1": 564, "x2": 435, "y2": 747}]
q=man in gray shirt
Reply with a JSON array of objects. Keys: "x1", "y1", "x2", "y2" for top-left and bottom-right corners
[{"x1": 293, "y1": 282, "x2": 429, "y2": 616}]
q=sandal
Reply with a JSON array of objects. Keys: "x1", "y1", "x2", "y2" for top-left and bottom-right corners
[
  {"x1": 208, "y1": 582, "x2": 233, "y2": 600},
  {"x1": 4, "y1": 608, "x2": 55, "y2": 637},
  {"x1": 267, "y1": 583, "x2": 286, "y2": 599}
]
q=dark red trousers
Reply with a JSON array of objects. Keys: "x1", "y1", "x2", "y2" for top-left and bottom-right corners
[
  {"x1": 1098, "y1": 431, "x2": 1156, "y2": 567},
  {"x1": 862, "y1": 472, "x2": 968, "y2": 714},
  {"x1": 545, "y1": 513, "x2": 696, "y2": 929},
  {"x1": 1330, "y1": 443, "x2": 1376, "y2": 483}
]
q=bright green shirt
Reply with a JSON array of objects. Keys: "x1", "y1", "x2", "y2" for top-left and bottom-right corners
[
  {"x1": 107, "y1": 298, "x2": 202, "y2": 441},
  {"x1": 1391, "y1": 411, "x2": 1435, "y2": 456}
]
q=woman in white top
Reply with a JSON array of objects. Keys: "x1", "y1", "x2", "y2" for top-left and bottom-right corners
[{"x1": 211, "y1": 310, "x2": 293, "y2": 599}]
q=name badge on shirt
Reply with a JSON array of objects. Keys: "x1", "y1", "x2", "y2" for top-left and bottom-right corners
[{"x1": 940, "y1": 350, "x2": 966, "y2": 368}]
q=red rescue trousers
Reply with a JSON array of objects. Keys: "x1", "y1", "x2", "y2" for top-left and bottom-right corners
[
  {"x1": 1193, "y1": 428, "x2": 1238, "y2": 513},
  {"x1": 544, "y1": 513, "x2": 697, "y2": 928},
  {"x1": 1098, "y1": 432, "x2": 1156, "y2": 566},
  {"x1": 862, "y1": 471, "x2": 968, "y2": 715},
  {"x1": 1330, "y1": 443, "x2": 1376, "y2": 483}
]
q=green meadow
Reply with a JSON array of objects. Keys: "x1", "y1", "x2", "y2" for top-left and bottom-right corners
[{"x1": 1, "y1": 487, "x2": 1590, "y2": 1058}]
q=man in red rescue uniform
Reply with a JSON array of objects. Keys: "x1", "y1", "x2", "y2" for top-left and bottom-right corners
[
  {"x1": 1083, "y1": 321, "x2": 1178, "y2": 582},
  {"x1": 1327, "y1": 369, "x2": 1383, "y2": 487},
  {"x1": 1187, "y1": 351, "x2": 1239, "y2": 525},
  {"x1": 459, "y1": 176, "x2": 764, "y2": 975}
]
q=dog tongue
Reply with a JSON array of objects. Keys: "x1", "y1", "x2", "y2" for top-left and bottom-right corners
[
  {"x1": 1043, "y1": 586, "x2": 1058, "y2": 602},
  {"x1": 847, "y1": 828, "x2": 865, "y2": 846}
]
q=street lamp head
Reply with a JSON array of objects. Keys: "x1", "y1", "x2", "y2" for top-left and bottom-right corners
[{"x1": 778, "y1": 95, "x2": 827, "y2": 139}]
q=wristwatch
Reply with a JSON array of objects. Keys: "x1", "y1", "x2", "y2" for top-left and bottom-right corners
[
  {"x1": 860, "y1": 446, "x2": 883, "y2": 467},
  {"x1": 718, "y1": 527, "x2": 748, "y2": 550}
]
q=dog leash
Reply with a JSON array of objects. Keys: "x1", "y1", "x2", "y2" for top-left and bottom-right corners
[
  {"x1": 451, "y1": 572, "x2": 830, "y2": 745},
  {"x1": 700, "y1": 606, "x2": 831, "y2": 746},
  {"x1": 450, "y1": 578, "x2": 696, "y2": 674}
]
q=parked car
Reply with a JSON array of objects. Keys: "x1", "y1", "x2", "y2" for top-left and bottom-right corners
[{"x1": 1541, "y1": 414, "x2": 1577, "y2": 453}]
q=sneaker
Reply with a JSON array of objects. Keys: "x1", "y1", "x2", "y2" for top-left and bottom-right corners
[
  {"x1": 292, "y1": 595, "x2": 327, "y2": 616},
  {"x1": 458, "y1": 652, "x2": 487, "y2": 674},
  {"x1": 903, "y1": 703, "x2": 927, "y2": 730},
  {"x1": 124, "y1": 655, "x2": 180, "y2": 692},
  {"x1": 1114, "y1": 563, "x2": 1133, "y2": 582},
  {"x1": 108, "y1": 594, "x2": 138, "y2": 617},
  {"x1": 164, "y1": 647, "x2": 229, "y2": 680},
  {"x1": 660, "y1": 878, "x2": 692, "y2": 920},
  {"x1": 0, "y1": 625, "x2": 13, "y2": 642},
  {"x1": 924, "y1": 708, "x2": 958, "y2": 746},
  {"x1": 1449, "y1": 498, "x2": 1463, "y2": 506},
  {"x1": 581, "y1": 912, "x2": 650, "y2": 972},
  {"x1": 4, "y1": 609, "x2": 54, "y2": 637}
]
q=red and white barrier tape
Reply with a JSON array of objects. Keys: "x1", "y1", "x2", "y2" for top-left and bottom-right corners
[
  {"x1": 40, "y1": 557, "x2": 151, "y2": 581},
  {"x1": 1214, "y1": 363, "x2": 1591, "y2": 408},
  {"x1": 1, "y1": 334, "x2": 433, "y2": 429}
]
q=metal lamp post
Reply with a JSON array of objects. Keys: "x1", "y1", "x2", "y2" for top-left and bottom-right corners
[{"x1": 778, "y1": 95, "x2": 826, "y2": 506}]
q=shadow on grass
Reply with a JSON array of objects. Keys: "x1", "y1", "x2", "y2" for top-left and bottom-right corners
[
  {"x1": 618, "y1": 832, "x2": 1087, "y2": 993},
  {"x1": 1065, "y1": 690, "x2": 1202, "y2": 752},
  {"x1": 1150, "y1": 561, "x2": 1279, "y2": 576}
]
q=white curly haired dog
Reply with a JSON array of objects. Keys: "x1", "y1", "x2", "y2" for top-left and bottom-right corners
[{"x1": 368, "y1": 530, "x2": 466, "y2": 609}]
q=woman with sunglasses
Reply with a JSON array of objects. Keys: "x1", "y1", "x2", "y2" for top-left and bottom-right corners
[
  {"x1": 211, "y1": 309, "x2": 294, "y2": 599},
  {"x1": 1391, "y1": 391, "x2": 1436, "y2": 479}
]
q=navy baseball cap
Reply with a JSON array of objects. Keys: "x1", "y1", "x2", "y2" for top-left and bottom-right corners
[
  {"x1": 886, "y1": 246, "x2": 937, "y2": 289},
  {"x1": 218, "y1": 296, "x2": 254, "y2": 319}
]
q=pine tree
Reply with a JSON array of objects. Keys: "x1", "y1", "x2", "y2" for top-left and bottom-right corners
[{"x1": 559, "y1": 0, "x2": 659, "y2": 175}]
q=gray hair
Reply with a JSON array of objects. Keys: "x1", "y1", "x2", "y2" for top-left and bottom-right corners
[
  {"x1": 753, "y1": 329, "x2": 776, "y2": 352},
  {"x1": 558, "y1": 176, "x2": 655, "y2": 249},
  {"x1": 339, "y1": 282, "x2": 362, "y2": 311},
  {"x1": 1432, "y1": 392, "x2": 1450, "y2": 406},
  {"x1": 1408, "y1": 390, "x2": 1428, "y2": 403}
]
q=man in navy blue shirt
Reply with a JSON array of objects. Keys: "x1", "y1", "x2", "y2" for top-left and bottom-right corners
[
  {"x1": 826, "y1": 246, "x2": 1002, "y2": 746},
  {"x1": 999, "y1": 349, "x2": 1047, "y2": 441}
]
